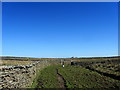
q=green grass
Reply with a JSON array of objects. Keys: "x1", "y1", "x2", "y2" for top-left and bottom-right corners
[
  {"x1": 90, "y1": 63, "x2": 120, "y2": 77},
  {"x1": 31, "y1": 64, "x2": 120, "y2": 88},
  {"x1": 58, "y1": 65, "x2": 120, "y2": 88},
  {"x1": 31, "y1": 65, "x2": 61, "y2": 88}
]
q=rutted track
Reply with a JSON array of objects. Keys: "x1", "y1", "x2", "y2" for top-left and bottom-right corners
[{"x1": 56, "y1": 69, "x2": 67, "y2": 88}]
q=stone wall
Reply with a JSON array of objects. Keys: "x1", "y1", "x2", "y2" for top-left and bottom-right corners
[{"x1": 0, "y1": 60, "x2": 60, "y2": 89}]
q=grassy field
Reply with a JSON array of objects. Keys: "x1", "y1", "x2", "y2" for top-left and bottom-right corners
[
  {"x1": 31, "y1": 64, "x2": 120, "y2": 88},
  {"x1": 88, "y1": 63, "x2": 120, "y2": 78},
  {"x1": 1, "y1": 56, "x2": 119, "y2": 65},
  {"x1": 0, "y1": 60, "x2": 34, "y2": 65},
  {"x1": 0, "y1": 56, "x2": 67, "y2": 65},
  {"x1": 1, "y1": 56, "x2": 120, "y2": 88},
  {"x1": 58, "y1": 65, "x2": 120, "y2": 88}
]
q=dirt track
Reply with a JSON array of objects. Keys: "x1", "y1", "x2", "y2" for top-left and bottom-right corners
[{"x1": 56, "y1": 69, "x2": 66, "y2": 89}]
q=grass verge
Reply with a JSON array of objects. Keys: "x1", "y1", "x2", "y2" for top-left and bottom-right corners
[{"x1": 58, "y1": 65, "x2": 120, "y2": 88}]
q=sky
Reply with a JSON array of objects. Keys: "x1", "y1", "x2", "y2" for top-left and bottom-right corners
[
  {"x1": 1, "y1": 0, "x2": 119, "y2": 2},
  {"x1": 2, "y1": 2, "x2": 118, "y2": 58}
]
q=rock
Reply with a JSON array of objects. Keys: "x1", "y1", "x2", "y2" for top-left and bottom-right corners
[{"x1": 0, "y1": 60, "x2": 51, "y2": 89}]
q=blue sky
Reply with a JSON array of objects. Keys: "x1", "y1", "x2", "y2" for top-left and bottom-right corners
[{"x1": 2, "y1": 2, "x2": 118, "y2": 58}]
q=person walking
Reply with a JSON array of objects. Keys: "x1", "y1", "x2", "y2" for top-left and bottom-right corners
[{"x1": 62, "y1": 62, "x2": 64, "y2": 68}]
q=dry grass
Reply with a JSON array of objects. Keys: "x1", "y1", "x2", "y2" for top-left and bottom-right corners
[
  {"x1": 0, "y1": 60, "x2": 34, "y2": 65},
  {"x1": 71, "y1": 57, "x2": 120, "y2": 62}
]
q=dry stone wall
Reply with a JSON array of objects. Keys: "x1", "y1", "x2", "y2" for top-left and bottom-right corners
[{"x1": 0, "y1": 60, "x2": 58, "y2": 89}]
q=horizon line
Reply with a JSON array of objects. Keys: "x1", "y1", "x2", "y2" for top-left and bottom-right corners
[{"x1": 0, "y1": 55, "x2": 119, "y2": 58}]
